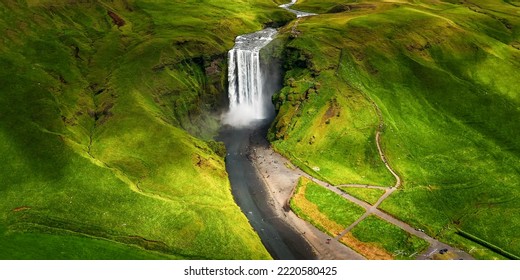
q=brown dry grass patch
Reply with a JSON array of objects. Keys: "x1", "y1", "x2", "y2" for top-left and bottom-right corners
[
  {"x1": 12, "y1": 206, "x2": 31, "y2": 212},
  {"x1": 340, "y1": 232, "x2": 394, "y2": 260}
]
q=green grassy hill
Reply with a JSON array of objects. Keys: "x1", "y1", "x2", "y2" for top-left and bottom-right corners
[
  {"x1": 0, "y1": 0, "x2": 294, "y2": 259},
  {"x1": 3, "y1": 0, "x2": 519, "y2": 260},
  {"x1": 270, "y1": 0, "x2": 520, "y2": 259}
]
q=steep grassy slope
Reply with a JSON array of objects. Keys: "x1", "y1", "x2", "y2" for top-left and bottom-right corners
[
  {"x1": 271, "y1": 0, "x2": 520, "y2": 259},
  {"x1": 0, "y1": 0, "x2": 293, "y2": 259},
  {"x1": 269, "y1": 43, "x2": 395, "y2": 186}
]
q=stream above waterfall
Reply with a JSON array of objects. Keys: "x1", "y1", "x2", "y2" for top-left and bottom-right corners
[{"x1": 279, "y1": 0, "x2": 317, "y2": 18}]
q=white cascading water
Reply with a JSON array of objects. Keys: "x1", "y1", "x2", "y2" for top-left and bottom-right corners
[
  {"x1": 279, "y1": 0, "x2": 316, "y2": 18},
  {"x1": 223, "y1": 28, "x2": 278, "y2": 127}
]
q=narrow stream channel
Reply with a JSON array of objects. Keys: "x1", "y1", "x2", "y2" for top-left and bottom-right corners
[
  {"x1": 218, "y1": 1, "x2": 317, "y2": 259},
  {"x1": 218, "y1": 123, "x2": 315, "y2": 259}
]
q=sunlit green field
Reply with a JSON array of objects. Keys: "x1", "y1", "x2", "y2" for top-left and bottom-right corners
[
  {"x1": 348, "y1": 215, "x2": 429, "y2": 260},
  {"x1": 339, "y1": 187, "x2": 385, "y2": 205},
  {"x1": 290, "y1": 177, "x2": 365, "y2": 236}
]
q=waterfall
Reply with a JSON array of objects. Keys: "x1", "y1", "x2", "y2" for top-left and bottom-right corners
[{"x1": 223, "y1": 28, "x2": 278, "y2": 127}]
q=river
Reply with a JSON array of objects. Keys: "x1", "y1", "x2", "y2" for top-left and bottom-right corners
[
  {"x1": 218, "y1": 122, "x2": 316, "y2": 259},
  {"x1": 218, "y1": 1, "x2": 317, "y2": 260}
]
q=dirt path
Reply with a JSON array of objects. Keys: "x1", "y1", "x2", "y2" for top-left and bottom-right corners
[
  {"x1": 332, "y1": 98, "x2": 400, "y2": 238},
  {"x1": 371, "y1": 97, "x2": 401, "y2": 189}
]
